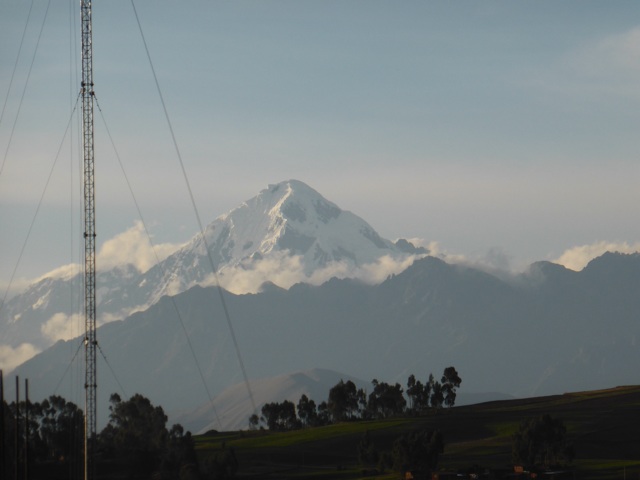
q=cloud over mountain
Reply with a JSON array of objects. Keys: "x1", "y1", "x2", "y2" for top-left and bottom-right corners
[
  {"x1": 554, "y1": 241, "x2": 640, "y2": 271},
  {"x1": 0, "y1": 343, "x2": 40, "y2": 373},
  {"x1": 10, "y1": 251, "x2": 640, "y2": 433},
  {"x1": 0, "y1": 180, "x2": 426, "y2": 369},
  {"x1": 97, "y1": 221, "x2": 184, "y2": 273}
]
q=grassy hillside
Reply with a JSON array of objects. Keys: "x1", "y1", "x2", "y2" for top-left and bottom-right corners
[{"x1": 195, "y1": 385, "x2": 640, "y2": 479}]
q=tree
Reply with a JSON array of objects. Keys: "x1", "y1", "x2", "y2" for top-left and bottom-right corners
[
  {"x1": 430, "y1": 380, "x2": 444, "y2": 410},
  {"x1": 423, "y1": 373, "x2": 434, "y2": 408},
  {"x1": 407, "y1": 374, "x2": 433, "y2": 412},
  {"x1": 327, "y1": 380, "x2": 359, "y2": 422},
  {"x1": 261, "y1": 400, "x2": 300, "y2": 431},
  {"x1": 296, "y1": 394, "x2": 318, "y2": 427},
  {"x1": 203, "y1": 444, "x2": 238, "y2": 479},
  {"x1": 317, "y1": 401, "x2": 331, "y2": 426},
  {"x1": 100, "y1": 393, "x2": 196, "y2": 477},
  {"x1": 367, "y1": 380, "x2": 406, "y2": 419},
  {"x1": 105, "y1": 393, "x2": 168, "y2": 454},
  {"x1": 357, "y1": 430, "x2": 379, "y2": 469},
  {"x1": 356, "y1": 387, "x2": 368, "y2": 419},
  {"x1": 248, "y1": 413, "x2": 260, "y2": 430},
  {"x1": 441, "y1": 366, "x2": 462, "y2": 408},
  {"x1": 512, "y1": 414, "x2": 575, "y2": 468},
  {"x1": 163, "y1": 424, "x2": 198, "y2": 475},
  {"x1": 392, "y1": 428, "x2": 444, "y2": 476},
  {"x1": 36, "y1": 395, "x2": 84, "y2": 463}
]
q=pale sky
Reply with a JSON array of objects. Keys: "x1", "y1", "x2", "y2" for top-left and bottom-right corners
[{"x1": 1, "y1": 1, "x2": 640, "y2": 295}]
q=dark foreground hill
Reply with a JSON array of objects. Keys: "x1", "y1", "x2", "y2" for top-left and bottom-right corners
[{"x1": 195, "y1": 385, "x2": 640, "y2": 480}]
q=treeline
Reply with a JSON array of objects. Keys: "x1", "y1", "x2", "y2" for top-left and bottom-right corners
[
  {"x1": 1, "y1": 392, "x2": 208, "y2": 479},
  {"x1": 251, "y1": 367, "x2": 461, "y2": 431}
]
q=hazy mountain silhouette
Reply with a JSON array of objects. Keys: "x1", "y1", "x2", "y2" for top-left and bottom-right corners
[{"x1": 10, "y1": 251, "x2": 640, "y2": 431}]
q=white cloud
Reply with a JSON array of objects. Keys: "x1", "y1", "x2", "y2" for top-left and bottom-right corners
[
  {"x1": 0, "y1": 277, "x2": 34, "y2": 302},
  {"x1": 210, "y1": 253, "x2": 307, "y2": 294},
  {"x1": 554, "y1": 241, "x2": 640, "y2": 271},
  {"x1": 355, "y1": 254, "x2": 422, "y2": 284},
  {"x1": 0, "y1": 343, "x2": 41, "y2": 373},
  {"x1": 587, "y1": 27, "x2": 640, "y2": 74},
  {"x1": 522, "y1": 26, "x2": 640, "y2": 100},
  {"x1": 561, "y1": 26, "x2": 640, "y2": 97},
  {"x1": 41, "y1": 312, "x2": 84, "y2": 342},
  {"x1": 97, "y1": 221, "x2": 184, "y2": 273},
  {"x1": 37, "y1": 263, "x2": 81, "y2": 282},
  {"x1": 211, "y1": 251, "x2": 429, "y2": 295}
]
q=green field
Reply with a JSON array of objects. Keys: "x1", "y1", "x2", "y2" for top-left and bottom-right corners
[{"x1": 195, "y1": 386, "x2": 640, "y2": 479}]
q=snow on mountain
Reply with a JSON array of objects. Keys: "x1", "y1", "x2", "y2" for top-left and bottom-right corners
[
  {"x1": 147, "y1": 179, "x2": 423, "y2": 296},
  {"x1": 0, "y1": 179, "x2": 427, "y2": 363}
]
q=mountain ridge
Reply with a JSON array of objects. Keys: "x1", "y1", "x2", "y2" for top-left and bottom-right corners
[
  {"x1": 0, "y1": 179, "x2": 425, "y2": 355},
  {"x1": 9, "y1": 251, "x2": 640, "y2": 432}
]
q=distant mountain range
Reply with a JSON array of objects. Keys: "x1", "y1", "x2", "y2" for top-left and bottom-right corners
[
  {"x1": 0, "y1": 179, "x2": 426, "y2": 351},
  {"x1": 4, "y1": 180, "x2": 640, "y2": 433},
  {"x1": 9, "y1": 249, "x2": 640, "y2": 431}
]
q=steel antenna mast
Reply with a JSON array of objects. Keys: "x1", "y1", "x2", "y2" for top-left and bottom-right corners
[{"x1": 80, "y1": 0, "x2": 97, "y2": 478}]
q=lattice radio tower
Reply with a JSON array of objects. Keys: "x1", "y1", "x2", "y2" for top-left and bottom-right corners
[{"x1": 80, "y1": 0, "x2": 97, "y2": 479}]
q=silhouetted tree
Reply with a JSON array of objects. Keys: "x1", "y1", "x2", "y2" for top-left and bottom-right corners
[
  {"x1": 356, "y1": 387, "x2": 368, "y2": 419},
  {"x1": 512, "y1": 414, "x2": 574, "y2": 468},
  {"x1": 430, "y1": 381, "x2": 444, "y2": 410},
  {"x1": 317, "y1": 401, "x2": 331, "y2": 426},
  {"x1": 100, "y1": 393, "x2": 196, "y2": 477},
  {"x1": 441, "y1": 366, "x2": 462, "y2": 408},
  {"x1": 203, "y1": 444, "x2": 238, "y2": 479},
  {"x1": 357, "y1": 430, "x2": 379, "y2": 469},
  {"x1": 392, "y1": 428, "x2": 444, "y2": 476},
  {"x1": 162, "y1": 424, "x2": 198, "y2": 475},
  {"x1": 367, "y1": 380, "x2": 406, "y2": 418},
  {"x1": 248, "y1": 413, "x2": 260, "y2": 430},
  {"x1": 406, "y1": 375, "x2": 419, "y2": 411},
  {"x1": 296, "y1": 394, "x2": 318, "y2": 427},
  {"x1": 327, "y1": 380, "x2": 359, "y2": 422},
  {"x1": 36, "y1": 395, "x2": 84, "y2": 463},
  {"x1": 261, "y1": 400, "x2": 300, "y2": 431}
]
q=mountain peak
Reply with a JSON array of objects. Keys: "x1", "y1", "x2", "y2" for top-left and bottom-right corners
[
  {"x1": 0, "y1": 180, "x2": 426, "y2": 356},
  {"x1": 256, "y1": 179, "x2": 342, "y2": 226},
  {"x1": 192, "y1": 179, "x2": 409, "y2": 277}
]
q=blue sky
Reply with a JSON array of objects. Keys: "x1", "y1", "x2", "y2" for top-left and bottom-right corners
[{"x1": 1, "y1": 1, "x2": 640, "y2": 293}]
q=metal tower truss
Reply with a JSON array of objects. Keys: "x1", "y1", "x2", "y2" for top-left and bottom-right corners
[{"x1": 80, "y1": 0, "x2": 97, "y2": 479}]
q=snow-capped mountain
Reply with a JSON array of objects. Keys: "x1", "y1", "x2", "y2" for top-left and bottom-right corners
[
  {"x1": 0, "y1": 179, "x2": 427, "y2": 356},
  {"x1": 143, "y1": 179, "x2": 426, "y2": 297}
]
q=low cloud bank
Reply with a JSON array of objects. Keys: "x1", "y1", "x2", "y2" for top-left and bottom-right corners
[
  {"x1": 41, "y1": 312, "x2": 84, "y2": 343},
  {"x1": 0, "y1": 343, "x2": 41, "y2": 373},
  {"x1": 207, "y1": 251, "x2": 428, "y2": 295},
  {"x1": 553, "y1": 241, "x2": 640, "y2": 271}
]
